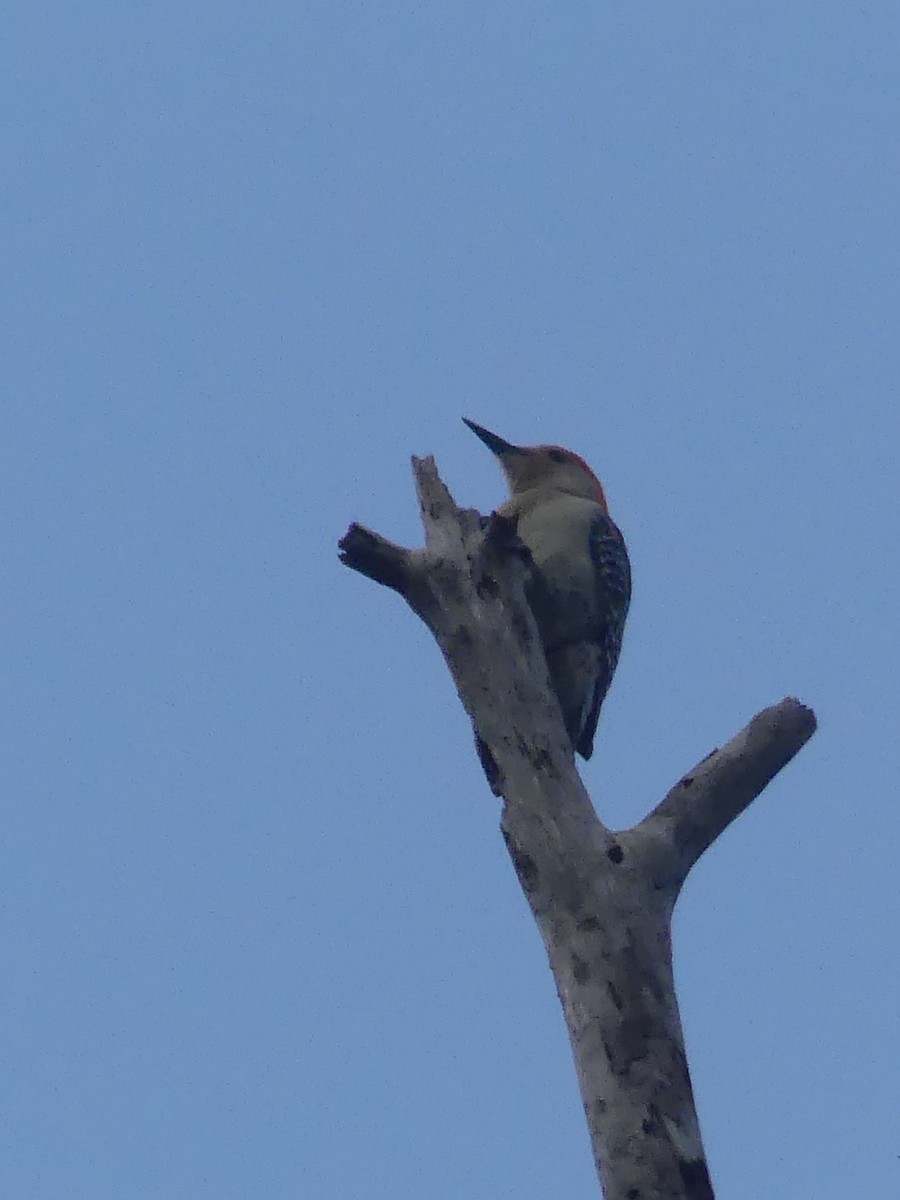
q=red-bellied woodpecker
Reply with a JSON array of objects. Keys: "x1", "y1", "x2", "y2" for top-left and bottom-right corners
[{"x1": 464, "y1": 418, "x2": 631, "y2": 760}]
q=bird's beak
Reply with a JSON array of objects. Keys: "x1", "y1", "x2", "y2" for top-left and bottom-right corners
[{"x1": 462, "y1": 418, "x2": 521, "y2": 458}]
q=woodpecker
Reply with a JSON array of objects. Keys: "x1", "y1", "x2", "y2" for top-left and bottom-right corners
[{"x1": 463, "y1": 418, "x2": 630, "y2": 759}]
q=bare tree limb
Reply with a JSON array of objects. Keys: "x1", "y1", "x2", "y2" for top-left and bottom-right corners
[
  {"x1": 339, "y1": 454, "x2": 816, "y2": 1200},
  {"x1": 338, "y1": 523, "x2": 413, "y2": 595},
  {"x1": 637, "y1": 699, "x2": 818, "y2": 888}
]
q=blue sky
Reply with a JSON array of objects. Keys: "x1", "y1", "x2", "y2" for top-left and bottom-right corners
[{"x1": 2, "y1": 4, "x2": 897, "y2": 1197}]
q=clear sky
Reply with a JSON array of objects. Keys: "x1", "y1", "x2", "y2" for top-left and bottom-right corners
[{"x1": 2, "y1": 4, "x2": 897, "y2": 1198}]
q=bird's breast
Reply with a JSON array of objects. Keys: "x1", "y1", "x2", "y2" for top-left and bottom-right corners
[{"x1": 503, "y1": 492, "x2": 605, "y2": 642}]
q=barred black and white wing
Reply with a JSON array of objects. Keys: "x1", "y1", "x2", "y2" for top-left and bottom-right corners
[{"x1": 577, "y1": 514, "x2": 631, "y2": 758}]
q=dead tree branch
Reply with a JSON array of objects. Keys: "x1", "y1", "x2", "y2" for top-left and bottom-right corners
[{"x1": 338, "y1": 455, "x2": 817, "y2": 1200}]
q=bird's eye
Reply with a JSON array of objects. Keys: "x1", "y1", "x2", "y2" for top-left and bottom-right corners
[{"x1": 548, "y1": 449, "x2": 564, "y2": 462}]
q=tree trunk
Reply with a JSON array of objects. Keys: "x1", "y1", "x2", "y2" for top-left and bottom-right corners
[{"x1": 339, "y1": 454, "x2": 816, "y2": 1200}]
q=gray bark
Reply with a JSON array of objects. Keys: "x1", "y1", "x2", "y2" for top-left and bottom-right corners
[{"x1": 339, "y1": 455, "x2": 816, "y2": 1200}]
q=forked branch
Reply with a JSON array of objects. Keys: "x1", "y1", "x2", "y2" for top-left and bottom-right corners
[{"x1": 339, "y1": 454, "x2": 816, "y2": 1200}]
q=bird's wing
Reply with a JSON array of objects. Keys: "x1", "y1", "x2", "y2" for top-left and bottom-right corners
[{"x1": 577, "y1": 515, "x2": 631, "y2": 758}]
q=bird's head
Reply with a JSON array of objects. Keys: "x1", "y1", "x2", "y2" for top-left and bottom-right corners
[{"x1": 463, "y1": 418, "x2": 608, "y2": 511}]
